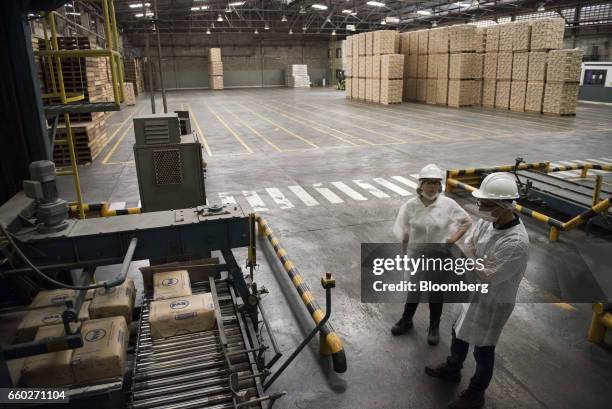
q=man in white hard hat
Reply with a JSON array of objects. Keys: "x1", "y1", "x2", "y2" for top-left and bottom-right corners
[
  {"x1": 391, "y1": 164, "x2": 472, "y2": 345},
  {"x1": 425, "y1": 172, "x2": 530, "y2": 409}
]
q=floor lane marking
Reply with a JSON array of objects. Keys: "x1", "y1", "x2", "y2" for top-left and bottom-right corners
[{"x1": 288, "y1": 185, "x2": 320, "y2": 206}]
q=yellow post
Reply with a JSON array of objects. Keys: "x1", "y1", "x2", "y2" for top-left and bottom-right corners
[
  {"x1": 49, "y1": 13, "x2": 85, "y2": 219},
  {"x1": 41, "y1": 18, "x2": 57, "y2": 95},
  {"x1": 588, "y1": 303, "x2": 606, "y2": 344},
  {"x1": 108, "y1": 0, "x2": 125, "y2": 102},
  {"x1": 549, "y1": 226, "x2": 559, "y2": 242},
  {"x1": 101, "y1": 0, "x2": 120, "y2": 105},
  {"x1": 580, "y1": 167, "x2": 588, "y2": 179},
  {"x1": 593, "y1": 175, "x2": 603, "y2": 207}
]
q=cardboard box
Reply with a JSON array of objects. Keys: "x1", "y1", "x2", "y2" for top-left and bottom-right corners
[
  {"x1": 495, "y1": 80, "x2": 511, "y2": 109},
  {"x1": 498, "y1": 23, "x2": 514, "y2": 52},
  {"x1": 380, "y1": 79, "x2": 402, "y2": 104},
  {"x1": 209, "y1": 75, "x2": 224, "y2": 90},
  {"x1": 416, "y1": 79, "x2": 427, "y2": 102},
  {"x1": 528, "y1": 51, "x2": 547, "y2": 82},
  {"x1": 71, "y1": 317, "x2": 128, "y2": 383},
  {"x1": 435, "y1": 78, "x2": 449, "y2": 105},
  {"x1": 373, "y1": 30, "x2": 399, "y2": 55},
  {"x1": 17, "y1": 305, "x2": 84, "y2": 342},
  {"x1": 449, "y1": 25, "x2": 476, "y2": 53},
  {"x1": 372, "y1": 79, "x2": 380, "y2": 103},
  {"x1": 484, "y1": 53, "x2": 498, "y2": 80},
  {"x1": 153, "y1": 270, "x2": 192, "y2": 301},
  {"x1": 22, "y1": 323, "x2": 80, "y2": 387},
  {"x1": 208, "y1": 48, "x2": 221, "y2": 61},
  {"x1": 417, "y1": 55, "x2": 428, "y2": 79},
  {"x1": 417, "y1": 30, "x2": 429, "y2": 54},
  {"x1": 427, "y1": 54, "x2": 437, "y2": 79},
  {"x1": 546, "y1": 49, "x2": 583, "y2": 83},
  {"x1": 365, "y1": 32, "x2": 374, "y2": 55},
  {"x1": 512, "y1": 21, "x2": 532, "y2": 51},
  {"x1": 485, "y1": 26, "x2": 500, "y2": 52},
  {"x1": 29, "y1": 289, "x2": 76, "y2": 309},
  {"x1": 208, "y1": 61, "x2": 223, "y2": 76},
  {"x1": 473, "y1": 80, "x2": 483, "y2": 106},
  {"x1": 496, "y1": 52, "x2": 513, "y2": 80},
  {"x1": 426, "y1": 79, "x2": 437, "y2": 105},
  {"x1": 149, "y1": 293, "x2": 216, "y2": 339},
  {"x1": 403, "y1": 78, "x2": 416, "y2": 101},
  {"x1": 449, "y1": 53, "x2": 477, "y2": 79},
  {"x1": 483, "y1": 80, "x2": 497, "y2": 107},
  {"x1": 89, "y1": 278, "x2": 136, "y2": 325},
  {"x1": 448, "y1": 80, "x2": 474, "y2": 107},
  {"x1": 531, "y1": 18, "x2": 565, "y2": 50},
  {"x1": 365, "y1": 78, "x2": 373, "y2": 102},
  {"x1": 512, "y1": 52, "x2": 529, "y2": 81},
  {"x1": 510, "y1": 80, "x2": 527, "y2": 111},
  {"x1": 525, "y1": 81, "x2": 545, "y2": 112},
  {"x1": 380, "y1": 54, "x2": 404, "y2": 79},
  {"x1": 373, "y1": 55, "x2": 381, "y2": 78},
  {"x1": 543, "y1": 82, "x2": 579, "y2": 115}
]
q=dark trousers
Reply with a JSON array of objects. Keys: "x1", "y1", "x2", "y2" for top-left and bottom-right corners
[
  {"x1": 446, "y1": 330, "x2": 495, "y2": 396},
  {"x1": 402, "y1": 301, "x2": 443, "y2": 324}
]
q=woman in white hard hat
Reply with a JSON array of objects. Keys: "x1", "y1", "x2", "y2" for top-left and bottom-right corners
[
  {"x1": 425, "y1": 172, "x2": 530, "y2": 409},
  {"x1": 391, "y1": 164, "x2": 472, "y2": 345}
]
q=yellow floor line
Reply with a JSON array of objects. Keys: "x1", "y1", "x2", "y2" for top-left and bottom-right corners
[
  {"x1": 221, "y1": 106, "x2": 283, "y2": 152},
  {"x1": 187, "y1": 103, "x2": 213, "y2": 157},
  {"x1": 237, "y1": 103, "x2": 319, "y2": 149},
  {"x1": 102, "y1": 123, "x2": 134, "y2": 164},
  {"x1": 254, "y1": 101, "x2": 369, "y2": 146},
  {"x1": 204, "y1": 102, "x2": 253, "y2": 154},
  {"x1": 96, "y1": 106, "x2": 142, "y2": 162}
]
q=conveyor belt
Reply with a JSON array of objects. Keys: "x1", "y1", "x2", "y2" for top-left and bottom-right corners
[{"x1": 130, "y1": 278, "x2": 265, "y2": 409}]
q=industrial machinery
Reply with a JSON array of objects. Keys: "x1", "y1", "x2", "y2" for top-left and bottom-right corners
[{"x1": 133, "y1": 113, "x2": 207, "y2": 213}]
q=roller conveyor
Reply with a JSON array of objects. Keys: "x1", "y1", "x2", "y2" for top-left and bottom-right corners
[{"x1": 129, "y1": 277, "x2": 268, "y2": 409}]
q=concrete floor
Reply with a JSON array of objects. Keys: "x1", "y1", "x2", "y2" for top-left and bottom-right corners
[{"x1": 58, "y1": 88, "x2": 612, "y2": 409}]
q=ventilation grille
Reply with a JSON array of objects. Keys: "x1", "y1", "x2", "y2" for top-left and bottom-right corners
[
  {"x1": 144, "y1": 119, "x2": 171, "y2": 144},
  {"x1": 153, "y1": 149, "x2": 182, "y2": 185}
]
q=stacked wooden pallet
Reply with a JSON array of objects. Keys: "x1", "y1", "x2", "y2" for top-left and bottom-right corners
[
  {"x1": 448, "y1": 25, "x2": 478, "y2": 108},
  {"x1": 344, "y1": 30, "x2": 402, "y2": 104},
  {"x1": 543, "y1": 49, "x2": 582, "y2": 115},
  {"x1": 124, "y1": 58, "x2": 145, "y2": 95},
  {"x1": 209, "y1": 48, "x2": 224, "y2": 90},
  {"x1": 37, "y1": 36, "x2": 112, "y2": 166}
]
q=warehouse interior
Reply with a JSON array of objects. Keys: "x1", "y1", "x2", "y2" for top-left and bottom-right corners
[{"x1": 1, "y1": 1, "x2": 612, "y2": 408}]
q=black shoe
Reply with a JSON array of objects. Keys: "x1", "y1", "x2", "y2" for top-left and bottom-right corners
[
  {"x1": 427, "y1": 323, "x2": 440, "y2": 346},
  {"x1": 424, "y1": 363, "x2": 461, "y2": 383},
  {"x1": 391, "y1": 317, "x2": 413, "y2": 336},
  {"x1": 448, "y1": 390, "x2": 485, "y2": 409}
]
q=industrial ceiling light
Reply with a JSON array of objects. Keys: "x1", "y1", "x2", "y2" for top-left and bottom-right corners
[
  {"x1": 299, "y1": 5, "x2": 306, "y2": 14},
  {"x1": 135, "y1": 12, "x2": 153, "y2": 17},
  {"x1": 206, "y1": 28, "x2": 211, "y2": 34},
  {"x1": 366, "y1": 1, "x2": 385, "y2": 7},
  {"x1": 191, "y1": 6, "x2": 200, "y2": 11},
  {"x1": 254, "y1": 28, "x2": 259, "y2": 34},
  {"x1": 302, "y1": 25, "x2": 307, "y2": 31},
  {"x1": 537, "y1": 3, "x2": 545, "y2": 12},
  {"x1": 229, "y1": 1, "x2": 245, "y2": 6},
  {"x1": 454, "y1": 1, "x2": 470, "y2": 8},
  {"x1": 332, "y1": 29, "x2": 336, "y2": 35},
  {"x1": 225, "y1": 6, "x2": 232, "y2": 13},
  {"x1": 380, "y1": 19, "x2": 386, "y2": 25},
  {"x1": 66, "y1": 11, "x2": 81, "y2": 16},
  {"x1": 385, "y1": 16, "x2": 400, "y2": 24},
  {"x1": 264, "y1": 22, "x2": 270, "y2": 30},
  {"x1": 471, "y1": 0, "x2": 479, "y2": 6},
  {"x1": 312, "y1": 4, "x2": 328, "y2": 10},
  {"x1": 432, "y1": 20, "x2": 438, "y2": 27},
  {"x1": 281, "y1": 14, "x2": 287, "y2": 22},
  {"x1": 326, "y1": 17, "x2": 331, "y2": 22},
  {"x1": 211, "y1": 23, "x2": 215, "y2": 28},
  {"x1": 417, "y1": 10, "x2": 432, "y2": 15},
  {"x1": 217, "y1": 13, "x2": 223, "y2": 22},
  {"x1": 129, "y1": 2, "x2": 150, "y2": 8},
  {"x1": 342, "y1": 9, "x2": 352, "y2": 14},
  {"x1": 289, "y1": 28, "x2": 293, "y2": 34}
]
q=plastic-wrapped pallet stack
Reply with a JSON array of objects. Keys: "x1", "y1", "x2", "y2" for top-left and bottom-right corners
[
  {"x1": 344, "y1": 37, "x2": 353, "y2": 99},
  {"x1": 208, "y1": 48, "x2": 223, "y2": 90},
  {"x1": 285, "y1": 64, "x2": 311, "y2": 88},
  {"x1": 448, "y1": 24, "x2": 477, "y2": 108},
  {"x1": 543, "y1": 49, "x2": 582, "y2": 115},
  {"x1": 399, "y1": 31, "x2": 418, "y2": 101},
  {"x1": 495, "y1": 23, "x2": 514, "y2": 109},
  {"x1": 483, "y1": 25, "x2": 500, "y2": 108},
  {"x1": 344, "y1": 30, "x2": 401, "y2": 104}
]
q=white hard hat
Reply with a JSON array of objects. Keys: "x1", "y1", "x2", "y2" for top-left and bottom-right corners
[
  {"x1": 472, "y1": 172, "x2": 519, "y2": 200},
  {"x1": 417, "y1": 164, "x2": 444, "y2": 180}
]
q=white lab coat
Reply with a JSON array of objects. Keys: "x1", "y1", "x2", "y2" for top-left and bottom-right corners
[
  {"x1": 393, "y1": 195, "x2": 471, "y2": 244},
  {"x1": 454, "y1": 218, "x2": 530, "y2": 346}
]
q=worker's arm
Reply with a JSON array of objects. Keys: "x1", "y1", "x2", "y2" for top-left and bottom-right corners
[{"x1": 446, "y1": 217, "x2": 472, "y2": 244}]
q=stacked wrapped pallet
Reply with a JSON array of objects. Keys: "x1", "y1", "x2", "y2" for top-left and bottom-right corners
[
  {"x1": 124, "y1": 58, "x2": 145, "y2": 95},
  {"x1": 482, "y1": 25, "x2": 500, "y2": 107},
  {"x1": 543, "y1": 49, "x2": 582, "y2": 115},
  {"x1": 37, "y1": 36, "x2": 112, "y2": 166},
  {"x1": 345, "y1": 30, "x2": 401, "y2": 104},
  {"x1": 344, "y1": 36, "x2": 353, "y2": 99},
  {"x1": 208, "y1": 48, "x2": 224, "y2": 90},
  {"x1": 285, "y1": 64, "x2": 311, "y2": 87},
  {"x1": 399, "y1": 31, "x2": 418, "y2": 102},
  {"x1": 448, "y1": 24, "x2": 477, "y2": 108}
]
